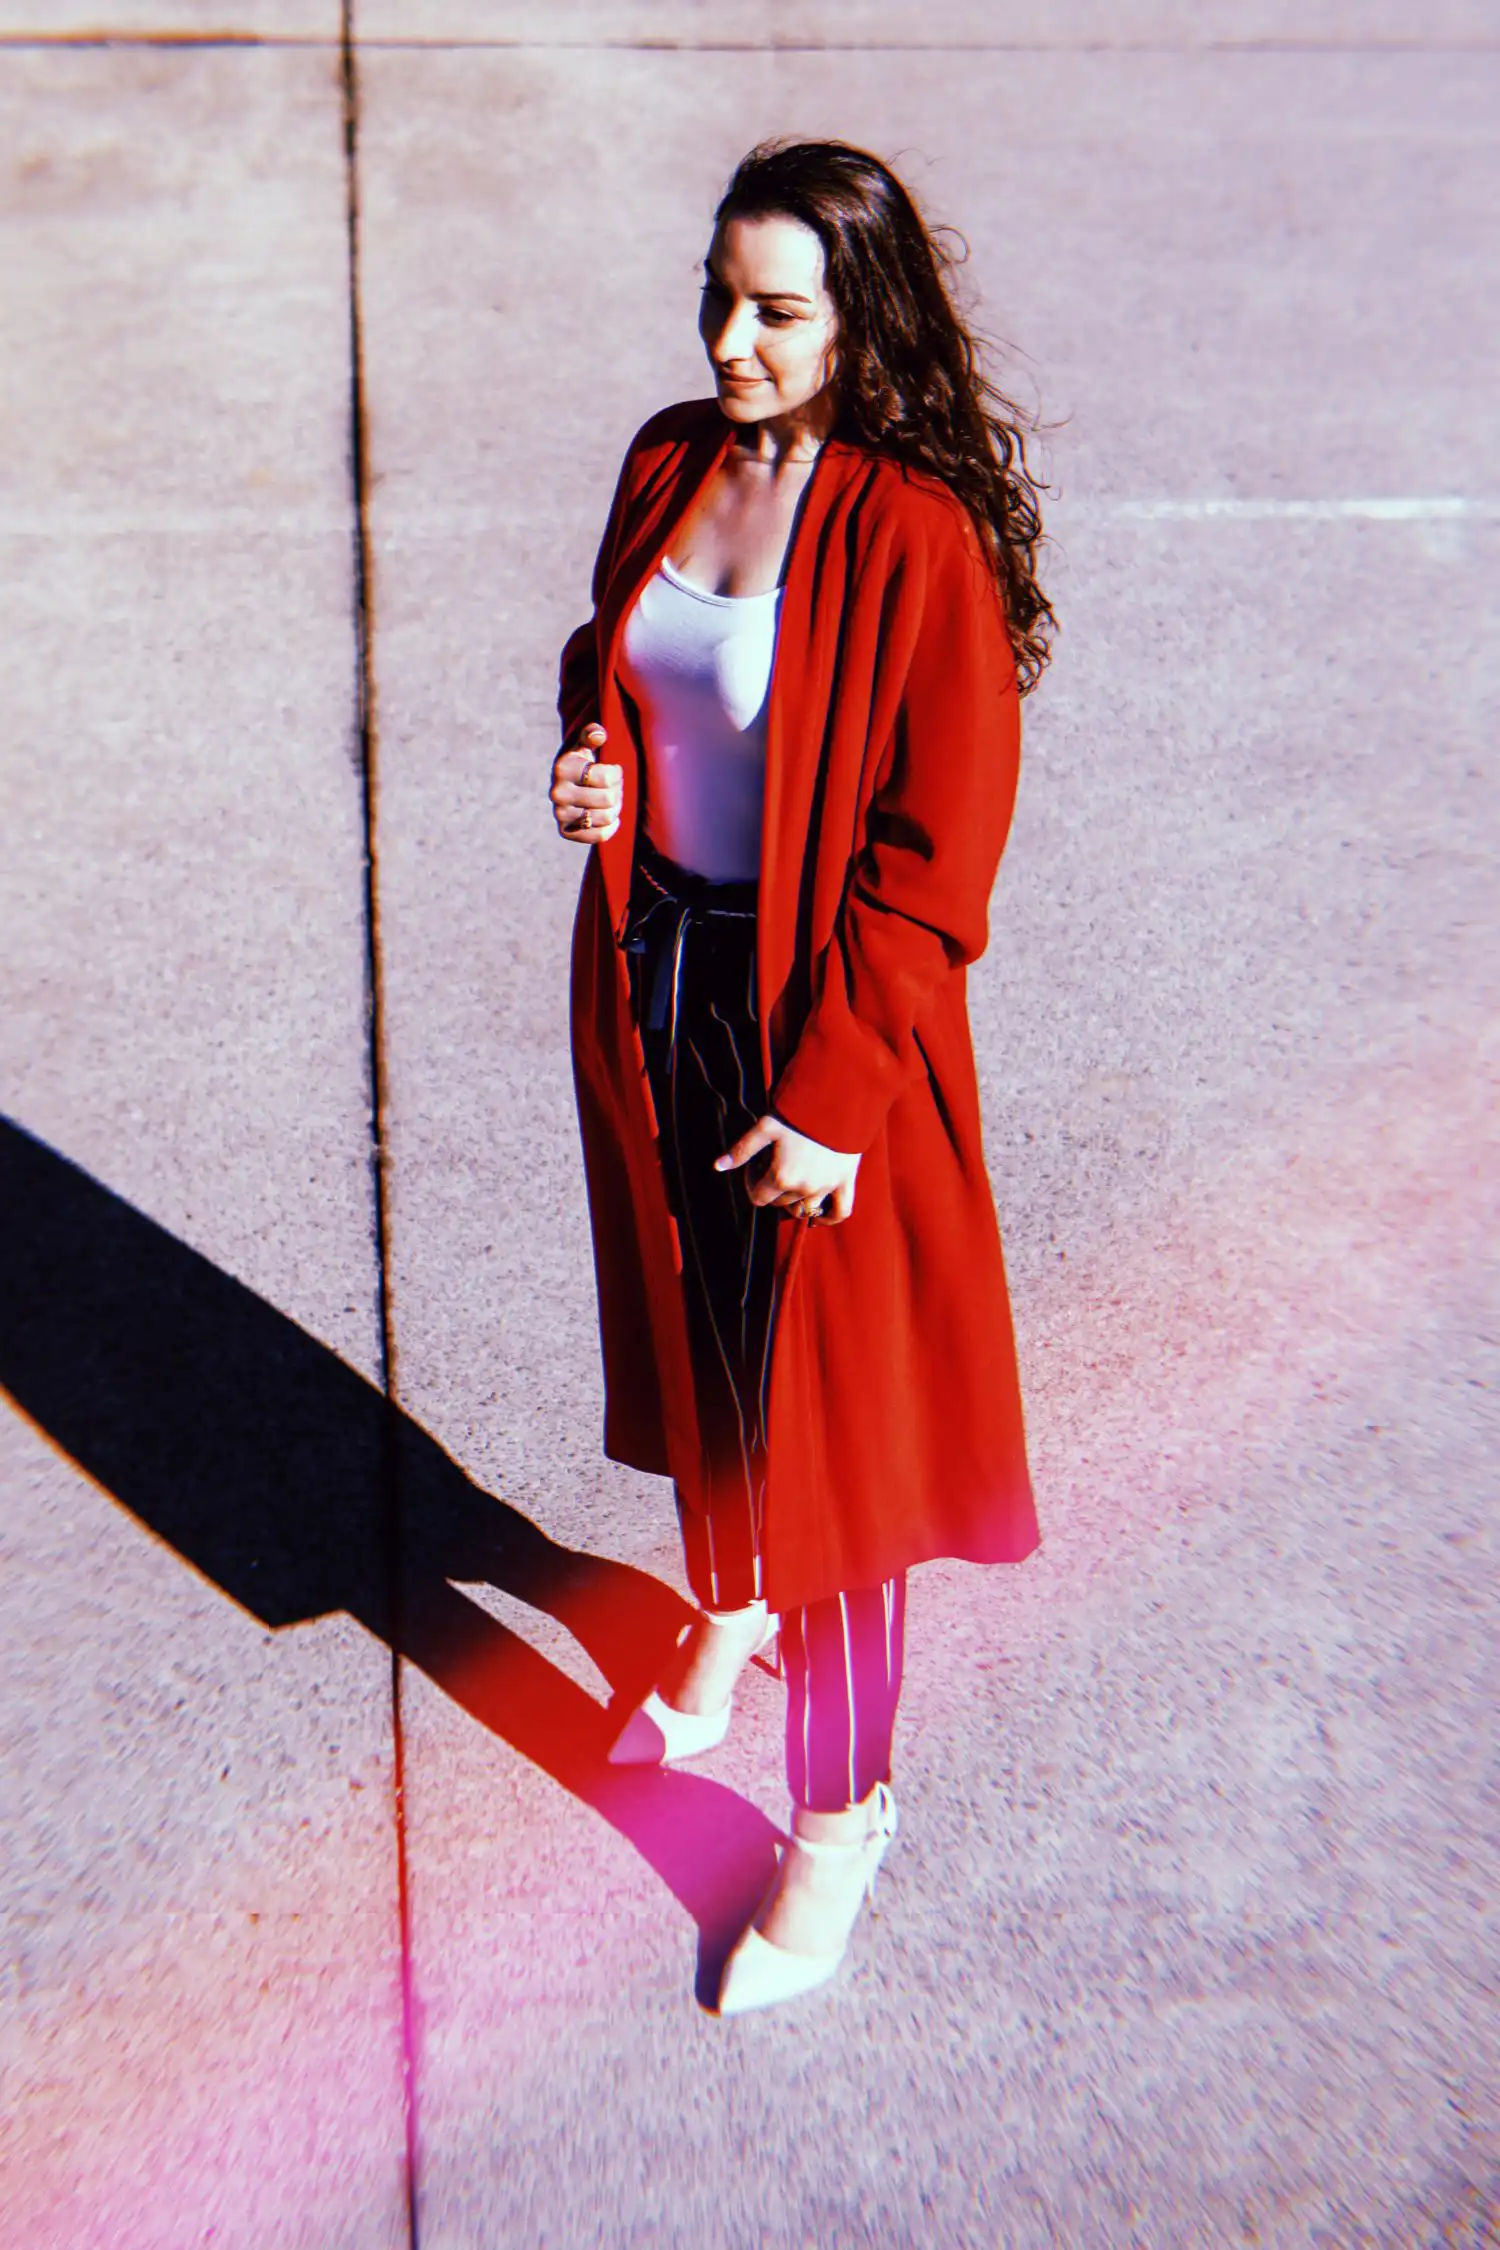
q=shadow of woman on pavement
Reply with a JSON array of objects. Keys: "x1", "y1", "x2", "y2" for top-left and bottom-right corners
[{"x1": 0, "y1": 1112, "x2": 779, "y2": 1999}]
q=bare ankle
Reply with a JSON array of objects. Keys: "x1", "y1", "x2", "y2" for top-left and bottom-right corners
[{"x1": 791, "y1": 1797, "x2": 877, "y2": 1847}]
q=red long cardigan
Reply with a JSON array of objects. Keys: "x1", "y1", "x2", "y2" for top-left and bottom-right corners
[{"x1": 560, "y1": 399, "x2": 1039, "y2": 1612}]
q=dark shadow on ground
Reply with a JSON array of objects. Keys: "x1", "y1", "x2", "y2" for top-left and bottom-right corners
[{"x1": 0, "y1": 1114, "x2": 779, "y2": 2000}]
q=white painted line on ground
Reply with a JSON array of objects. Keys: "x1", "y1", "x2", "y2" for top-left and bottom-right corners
[
  {"x1": 4, "y1": 499, "x2": 1496, "y2": 538},
  {"x1": 1, "y1": 509, "x2": 352, "y2": 537},
  {"x1": 1100, "y1": 497, "x2": 1496, "y2": 521}
]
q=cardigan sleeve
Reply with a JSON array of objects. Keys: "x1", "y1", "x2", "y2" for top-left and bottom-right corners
[{"x1": 769, "y1": 499, "x2": 1022, "y2": 1155}]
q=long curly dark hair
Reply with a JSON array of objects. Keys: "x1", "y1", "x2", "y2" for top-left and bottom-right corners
[{"x1": 717, "y1": 139, "x2": 1055, "y2": 694}]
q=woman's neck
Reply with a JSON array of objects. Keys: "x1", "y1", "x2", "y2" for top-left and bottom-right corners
[{"x1": 731, "y1": 388, "x2": 839, "y2": 470}]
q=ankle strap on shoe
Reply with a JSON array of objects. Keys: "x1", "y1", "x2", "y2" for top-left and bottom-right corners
[
  {"x1": 787, "y1": 1828, "x2": 871, "y2": 1861},
  {"x1": 788, "y1": 1782, "x2": 897, "y2": 1857}
]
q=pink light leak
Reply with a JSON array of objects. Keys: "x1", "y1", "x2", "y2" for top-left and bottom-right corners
[
  {"x1": 0, "y1": 1789, "x2": 409, "y2": 2250},
  {"x1": 4, "y1": 1027, "x2": 1492, "y2": 2243}
]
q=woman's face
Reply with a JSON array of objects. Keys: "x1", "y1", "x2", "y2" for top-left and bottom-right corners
[{"x1": 698, "y1": 212, "x2": 839, "y2": 430}]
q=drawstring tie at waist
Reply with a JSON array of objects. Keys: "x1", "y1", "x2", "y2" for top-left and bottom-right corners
[{"x1": 620, "y1": 837, "x2": 758, "y2": 1039}]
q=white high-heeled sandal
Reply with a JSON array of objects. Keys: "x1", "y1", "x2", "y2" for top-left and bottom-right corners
[
  {"x1": 717, "y1": 1782, "x2": 899, "y2": 2016},
  {"x1": 606, "y1": 1600, "x2": 780, "y2": 1767}
]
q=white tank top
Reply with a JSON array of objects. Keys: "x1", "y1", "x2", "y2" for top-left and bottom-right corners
[{"x1": 617, "y1": 555, "x2": 782, "y2": 883}]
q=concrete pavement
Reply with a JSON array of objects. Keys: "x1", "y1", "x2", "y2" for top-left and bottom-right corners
[
  {"x1": 2, "y1": 8, "x2": 1495, "y2": 2246},
  {"x1": 0, "y1": 35, "x2": 404, "y2": 2250}
]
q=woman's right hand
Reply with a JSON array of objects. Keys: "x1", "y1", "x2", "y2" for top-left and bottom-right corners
[{"x1": 550, "y1": 723, "x2": 623, "y2": 846}]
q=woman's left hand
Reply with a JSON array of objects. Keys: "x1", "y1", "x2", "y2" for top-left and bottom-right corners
[{"x1": 715, "y1": 1115, "x2": 861, "y2": 1225}]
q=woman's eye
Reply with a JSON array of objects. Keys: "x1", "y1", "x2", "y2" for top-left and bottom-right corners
[{"x1": 759, "y1": 308, "x2": 794, "y2": 326}]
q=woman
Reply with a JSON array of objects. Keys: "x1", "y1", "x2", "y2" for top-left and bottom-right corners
[{"x1": 548, "y1": 139, "x2": 1054, "y2": 2014}]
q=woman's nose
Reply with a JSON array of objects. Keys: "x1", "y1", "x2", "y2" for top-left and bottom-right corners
[{"x1": 710, "y1": 298, "x2": 760, "y2": 365}]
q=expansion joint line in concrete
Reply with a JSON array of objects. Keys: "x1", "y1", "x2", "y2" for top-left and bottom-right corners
[{"x1": 339, "y1": 9, "x2": 422, "y2": 2245}]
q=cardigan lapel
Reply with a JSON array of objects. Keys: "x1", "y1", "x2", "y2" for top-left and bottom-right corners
[
  {"x1": 593, "y1": 413, "x2": 734, "y2": 950},
  {"x1": 756, "y1": 439, "x2": 868, "y2": 1095},
  {"x1": 590, "y1": 415, "x2": 871, "y2": 1097}
]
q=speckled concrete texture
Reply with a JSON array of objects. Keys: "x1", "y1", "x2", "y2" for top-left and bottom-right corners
[
  {"x1": 353, "y1": 0, "x2": 1500, "y2": 53},
  {"x1": 355, "y1": 32, "x2": 1498, "y2": 2250},
  {"x1": 0, "y1": 45, "x2": 405, "y2": 2250},
  {"x1": 0, "y1": 2, "x2": 339, "y2": 34},
  {"x1": 2, "y1": 14, "x2": 1496, "y2": 2250}
]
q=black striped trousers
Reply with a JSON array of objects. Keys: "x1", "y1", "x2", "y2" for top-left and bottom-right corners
[{"x1": 623, "y1": 833, "x2": 906, "y2": 1812}]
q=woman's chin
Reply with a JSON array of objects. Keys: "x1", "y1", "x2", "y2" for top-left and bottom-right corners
[{"x1": 714, "y1": 387, "x2": 770, "y2": 420}]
